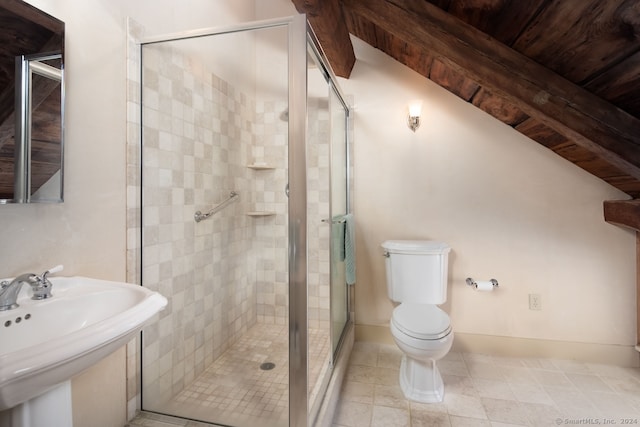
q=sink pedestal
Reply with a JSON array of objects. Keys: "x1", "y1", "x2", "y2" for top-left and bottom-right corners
[{"x1": 1, "y1": 382, "x2": 72, "y2": 427}]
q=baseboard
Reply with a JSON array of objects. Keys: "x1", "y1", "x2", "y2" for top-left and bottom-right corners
[{"x1": 355, "y1": 324, "x2": 640, "y2": 368}]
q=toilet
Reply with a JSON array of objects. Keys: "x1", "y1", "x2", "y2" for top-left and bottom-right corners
[{"x1": 381, "y1": 240, "x2": 453, "y2": 403}]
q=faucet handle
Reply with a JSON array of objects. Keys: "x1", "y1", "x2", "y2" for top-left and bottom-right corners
[
  {"x1": 33, "y1": 265, "x2": 63, "y2": 300},
  {"x1": 43, "y1": 265, "x2": 64, "y2": 279}
]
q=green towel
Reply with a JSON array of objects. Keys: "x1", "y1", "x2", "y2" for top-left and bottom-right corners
[{"x1": 344, "y1": 213, "x2": 356, "y2": 285}]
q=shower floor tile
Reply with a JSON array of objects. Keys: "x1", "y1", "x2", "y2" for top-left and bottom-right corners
[{"x1": 143, "y1": 322, "x2": 330, "y2": 427}]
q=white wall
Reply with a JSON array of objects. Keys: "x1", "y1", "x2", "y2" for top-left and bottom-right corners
[{"x1": 339, "y1": 36, "x2": 636, "y2": 348}]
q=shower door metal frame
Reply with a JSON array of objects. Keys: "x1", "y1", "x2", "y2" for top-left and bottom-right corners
[
  {"x1": 139, "y1": 14, "x2": 310, "y2": 427},
  {"x1": 288, "y1": 14, "x2": 309, "y2": 427}
]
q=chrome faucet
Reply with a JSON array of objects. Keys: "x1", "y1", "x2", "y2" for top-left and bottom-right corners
[{"x1": 0, "y1": 265, "x2": 63, "y2": 311}]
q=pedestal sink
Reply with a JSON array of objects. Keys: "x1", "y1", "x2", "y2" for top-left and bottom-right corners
[{"x1": 0, "y1": 276, "x2": 167, "y2": 426}]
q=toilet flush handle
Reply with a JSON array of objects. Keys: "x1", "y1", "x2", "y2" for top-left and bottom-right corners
[{"x1": 382, "y1": 251, "x2": 390, "y2": 258}]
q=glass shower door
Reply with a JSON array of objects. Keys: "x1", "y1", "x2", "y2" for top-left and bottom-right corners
[
  {"x1": 305, "y1": 33, "x2": 351, "y2": 361},
  {"x1": 305, "y1": 33, "x2": 352, "y2": 424},
  {"x1": 139, "y1": 16, "x2": 308, "y2": 427},
  {"x1": 329, "y1": 86, "x2": 349, "y2": 355}
]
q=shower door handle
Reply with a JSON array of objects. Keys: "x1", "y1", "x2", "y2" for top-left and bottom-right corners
[{"x1": 285, "y1": 183, "x2": 289, "y2": 198}]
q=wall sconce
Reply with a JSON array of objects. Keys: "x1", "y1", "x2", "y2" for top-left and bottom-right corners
[{"x1": 407, "y1": 101, "x2": 422, "y2": 132}]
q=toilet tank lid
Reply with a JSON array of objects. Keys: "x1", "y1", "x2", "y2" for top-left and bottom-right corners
[{"x1": 382, "y1": 240, "x2": 451, "y2": 254}]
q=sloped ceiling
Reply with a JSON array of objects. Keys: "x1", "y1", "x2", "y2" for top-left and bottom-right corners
[{"x1": 292, "y1": 0, "x2": 640, "y2": 203}]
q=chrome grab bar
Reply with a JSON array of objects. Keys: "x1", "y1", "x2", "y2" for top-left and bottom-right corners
[{"x1": 194, "y1": 191, "x2": 239, "y2": 223}]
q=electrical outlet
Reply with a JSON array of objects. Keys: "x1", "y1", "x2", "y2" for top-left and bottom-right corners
[{"x1": 529, "y1": 294, "x2": 542, "y2": 310}]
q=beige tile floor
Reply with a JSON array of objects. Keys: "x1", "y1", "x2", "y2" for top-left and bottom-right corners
[
  {"x1": 334, "y1": 342, "x2": 640, "y2": 427},
  {"x1": 128, "y1": 341, "x2": 640, "y2": 427}
]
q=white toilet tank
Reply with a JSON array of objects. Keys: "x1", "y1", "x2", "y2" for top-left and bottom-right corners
[{"x1": 382, "y1": 240, "x2": 451, "y2": 304}]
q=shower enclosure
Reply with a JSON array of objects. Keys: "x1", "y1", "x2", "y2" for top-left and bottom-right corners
[{"x1": 136, "y1": 15, "x2": 352, "y2": 427}]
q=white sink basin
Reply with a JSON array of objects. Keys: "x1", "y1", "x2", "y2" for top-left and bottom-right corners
[{"x1": 0, "y1": 276, "x2": 167, "y2": 411}]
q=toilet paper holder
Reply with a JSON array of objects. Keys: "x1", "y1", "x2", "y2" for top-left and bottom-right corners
[{"x1": 466, "y1": 278, "x2": 499, "y2": 288}]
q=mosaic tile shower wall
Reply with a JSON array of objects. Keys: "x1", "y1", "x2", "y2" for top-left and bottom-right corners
[
  {"x1": 140, "y1": 42, "x2": 257, "y2": 405},
  {"x1": 253, "y1": 99, "x2": 289, "y2": 326}
]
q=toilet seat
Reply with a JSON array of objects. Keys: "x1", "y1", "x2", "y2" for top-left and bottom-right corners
[{"x1": 392, "y1": 303, "x2": 451, "y2": 340}]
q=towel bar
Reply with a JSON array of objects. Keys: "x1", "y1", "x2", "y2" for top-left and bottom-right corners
[{"x1": 321, "y1": 218, "x2": 346, "y2": 224}]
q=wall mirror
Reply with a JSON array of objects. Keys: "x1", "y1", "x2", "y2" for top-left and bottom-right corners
[{"x1": 0, "y1": 0, "x2": 64, "y2": 203}]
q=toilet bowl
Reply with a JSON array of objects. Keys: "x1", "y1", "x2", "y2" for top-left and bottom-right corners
[
  {"x1": 390, "y1": 303, "x2": 453, "y2": 402},
  {"x1": 381, "y1": 240, "x2": 453, "y2": 403}
]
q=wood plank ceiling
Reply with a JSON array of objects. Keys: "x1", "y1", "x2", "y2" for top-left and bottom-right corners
[{"x1": 292, "y1": 0, "x2": 640, "y2": 206}]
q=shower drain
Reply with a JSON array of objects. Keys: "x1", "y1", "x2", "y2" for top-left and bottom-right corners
[{"x1": 260, "y1": 362, "x2": 276, "y2": 371}]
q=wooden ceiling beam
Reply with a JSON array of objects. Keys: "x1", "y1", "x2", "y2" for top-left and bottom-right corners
[
  {"x1": 342, "y1": 0, "x2": 640, "y2": 180},
  {"x1": 290, "y1": 0, "x2": 355, "y2": 78},
  {"x1": 604, "y1": 199, "x2": 640, "y2": 232}
]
